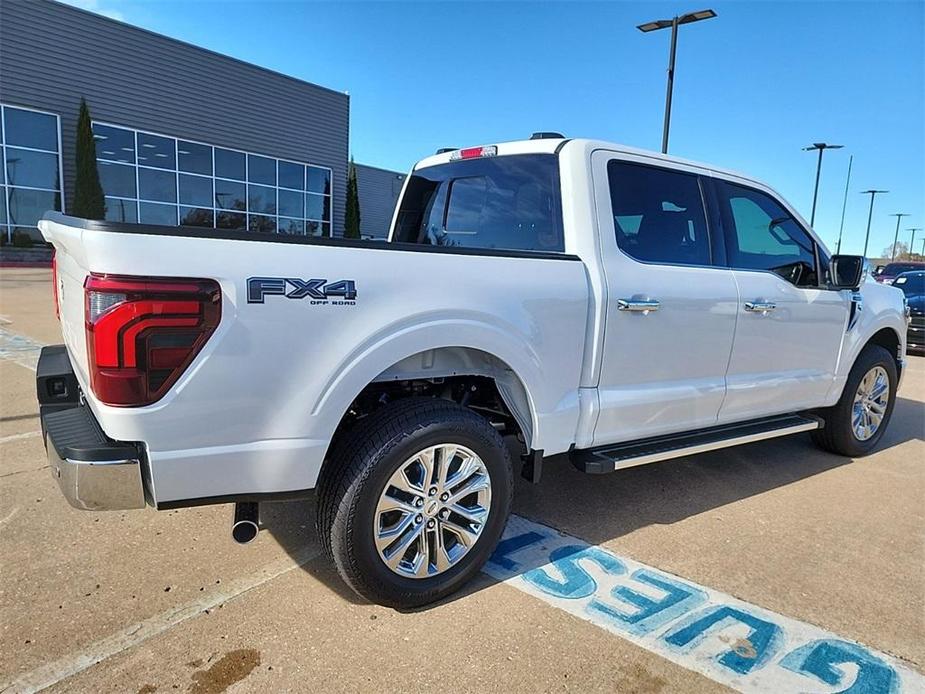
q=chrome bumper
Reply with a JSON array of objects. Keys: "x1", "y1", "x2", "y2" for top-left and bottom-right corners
[{"x1": 46, "y1": 430, "x2": 146, "y2": 511}]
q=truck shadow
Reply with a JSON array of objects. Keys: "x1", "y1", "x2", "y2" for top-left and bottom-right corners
[{"x1": 260, "y1": 394, "x2": 923, "y2": 609}]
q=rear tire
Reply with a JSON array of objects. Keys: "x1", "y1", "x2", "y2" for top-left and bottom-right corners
[
  {"x1": 811, "y1": 344, "x2": 897, "y2": 457},
  {"x1": 316, "y1": 398, "x2": 513, "y2": 608}
]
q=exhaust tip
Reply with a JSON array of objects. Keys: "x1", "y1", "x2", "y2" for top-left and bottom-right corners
[
  {"x1": 232, "y1": 519, "x2": 259, "y2": 544},
  {"x1": 231, "y1": 502, "x2": 260, "y2": 544}
]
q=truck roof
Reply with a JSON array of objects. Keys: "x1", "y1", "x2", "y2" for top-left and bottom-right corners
[{"x1": 414, "y1": 137, "x2": 763, "y2": 188}]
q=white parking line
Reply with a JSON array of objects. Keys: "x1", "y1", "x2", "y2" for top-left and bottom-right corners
[
  {"x1": 0, "y1": 327, "x2": 44, "y2": 372},
  {"x1": 485, "y1": 515, "x2": 924, "y2": 693},
  {"x1": 0, "y1": 545, "x2": 320, "y2": 694},
  {"x1": 0, "y1": 431, "x2": 42, "y2": 444}
]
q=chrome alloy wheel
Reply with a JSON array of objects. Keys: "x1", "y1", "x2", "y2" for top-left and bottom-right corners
[
  {"x1": 852, "y1": 365, "x2": 890, "y2": 441},
  {"x1": 374, "y1": 444, "x2": 492, "y2": 579}
]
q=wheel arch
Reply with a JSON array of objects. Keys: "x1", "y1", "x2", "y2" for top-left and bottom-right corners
[{"x1": 310, "y1": 323, "x2": 544, "y2": 452}]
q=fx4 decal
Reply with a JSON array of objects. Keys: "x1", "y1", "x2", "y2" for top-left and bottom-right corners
[{"x1": 247, "y1": 277, "x2": 357, "y2": 305}]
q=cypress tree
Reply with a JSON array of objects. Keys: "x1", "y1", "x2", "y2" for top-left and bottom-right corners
[
  {"x1": 73, "y1": 98, "x2": 105, "y2": 220},
  {"x1": 344, "y1": 158, "x2": 361, "y2": 239}
]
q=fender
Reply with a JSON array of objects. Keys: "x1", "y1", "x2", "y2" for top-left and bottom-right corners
[
  {"x1": 825, "y1": 282, "x2": 907, "y2": 405},
  {"x1": 311, "y1": 316, "x2": 554, "y2": 435}
]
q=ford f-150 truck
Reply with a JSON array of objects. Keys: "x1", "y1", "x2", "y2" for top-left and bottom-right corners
[{"x1": 37, "y1": 136, "x2": 907, "y2": 608}]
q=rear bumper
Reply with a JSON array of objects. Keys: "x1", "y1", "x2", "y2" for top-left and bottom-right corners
[{"x1": 38, "y1": 345, "x2": 147, "y2": 511}]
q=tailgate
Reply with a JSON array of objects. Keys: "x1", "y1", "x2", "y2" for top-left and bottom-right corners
[{"x1": 38, "y1": 216, "x2": 93, "y2": 390}]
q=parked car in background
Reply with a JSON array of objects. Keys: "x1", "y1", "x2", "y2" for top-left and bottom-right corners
[
  {"x1": 37, "y1": 137, "x2": 908, "y2": 607},
  {"x1": 893, "y1": 270, "x2": 925, "y2": 353},
  {"x1": 875, "y1": 261, "x2": 925, "y2": 284}
]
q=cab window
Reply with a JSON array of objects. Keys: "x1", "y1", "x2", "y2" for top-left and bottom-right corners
[
  {"x1": 607, "y1": 160, "x2": 711, "y2": 266},
  {"x1": 717, "y1": 181, "x2": 818, "y2": 287},
  {"x1": 393, "y1": 154, "x2": 564, "y2": 253}
]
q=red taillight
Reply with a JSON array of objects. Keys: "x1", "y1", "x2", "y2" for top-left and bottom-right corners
[
  {"x1": 84, "y1": 274, "x2": 221, "y2": 406},
  {"x1": 51, "y1": 251, "x2": 60, "y2": 319}
]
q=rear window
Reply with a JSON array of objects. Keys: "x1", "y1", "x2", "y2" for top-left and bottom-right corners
[{"x1": 392, "y1": 154, "x2": 564, "y2": 253}]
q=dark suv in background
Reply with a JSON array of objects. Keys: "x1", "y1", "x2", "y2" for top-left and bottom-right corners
[{"x1": 893, "y1": 270, "x2": 925, "y2": 353}]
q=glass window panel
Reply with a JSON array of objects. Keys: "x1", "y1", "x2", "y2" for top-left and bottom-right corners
[
  {"x1": 139, "y1": 167, "x2": 177, "y2": 203},
  {"x1": 4, "y1": 108, "x2": 58, "y2": 151},
  {"x1": 8, "y1": 187, "x2": 60, "y2": 226},
  {"x1": 215, "y1": 179, "x2": 246, "y2": 211},
  {"x1": 248, "y1": 184, "x2": 276, "y2": 214},
  {"x1": 248, "y1": 155, "x2": 275, "y2": 185},
  {"x1": 216, "y1": 211, "x2": 246, "y2": 230},
  {"x1": 137, "y1": 132, "x2": 176, "y2": 169},
  {"x1": 0, "y1": 187, "x2": 6, "y2": 224},
  {"x1": 307, "y1": 166, "x2": 331, "y2": 194},
  {"x1": 278, "y1": 161, "x2": 304, "y2": 190},
  {"x1": 279, "y1": 217, "x2": 304, "y2": 235},
  {"x1": 215, "y1": 148, "x2": 245, "y2": 180},
  {"x1": 0, "y1": 156, "x2": 4, "y2": 184},
  {"x1": 104, "y1": 197, "x2": 137, "y2": 223},
  {"x1": 306, "y1": 220, "x2": 331, "y2": 237},
  {"x1": 5, "y1": 148, "x2": 59, "y2": 190},
  {"x1": 179, "y1": 174, "x2": 212, "y2": 207},
  {"x1": 93, "y1": 124, "x2": 135, "y2": 163},
  {"x1": 178, "y1": 141, "x2": 212, "y2": 175},
  {"x1": 718, "y1": 181, "x2": 817, "y2": 287},
  {"x1": 98, "y1": 161, "x2": 136, "y2": 198},
  {"x1": 12, "y1": 226, "x2": 44, "y2": 243},
  {"x1": 305, "y1": 192, "x2": 326, "y2": 221},
  {"x1": 180, "y1": 206, "x2": 214, "y2": 227},
  {"x1": 248, "y1": 214, "x2": 276, "y2": 233},
  {"x1": 607, "y1": 161, "x2": 709, "y2": 266},
  {"x1": 278, "y1": 188, "x2": 303, "y2": 218},
  {"x1": 322, "y1": 195, "x2": 331, "y2": 222},
  {"x1": 139, "y1": 202, "x2": 177, "y2": 226}
]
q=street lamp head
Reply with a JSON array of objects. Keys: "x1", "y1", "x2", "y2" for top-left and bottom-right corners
[
  {"x1": 637, "y1": 9, "x2": 716, "y2": 32},
  {"x1": 679, "y1": 9, "x2": 717, "y2": 24},
  {"x1": 860, "y1": 189, "x2": 888, "y2": 195},
  {"x1": 803, "y1": 143, "x2": 844, "y2": 151},
  {"x1": 637, "y1": 18, "x2": 674, "y2": 32},
  {"x1": 890, "y1": 213, "x2": 909, "y2": 218}
]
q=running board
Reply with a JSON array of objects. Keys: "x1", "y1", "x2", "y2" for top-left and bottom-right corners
[{"x1": 570, "y1": 414, "x2": 822, "y2": 474}]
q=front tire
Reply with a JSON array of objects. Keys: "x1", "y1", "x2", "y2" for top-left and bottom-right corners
[
  {"x1": 316, "y1": 398, "x2": 513, "y2": 608},
  {"x1": 811, "y1": 344, "x2": 897, "y2": 457}
]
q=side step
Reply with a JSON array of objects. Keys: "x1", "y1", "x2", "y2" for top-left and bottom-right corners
[{"x1": 570, "y1": 414, "x2": 822, "y2": 474}]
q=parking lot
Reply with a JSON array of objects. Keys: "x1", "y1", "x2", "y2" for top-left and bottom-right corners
[{"x1": 1, "y1": 265, "x2": 923, "y2": 693}]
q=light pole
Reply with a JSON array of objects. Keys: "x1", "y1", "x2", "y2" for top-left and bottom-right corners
[
  {"x1": 835, "y1": 155, "x2": 853, "y2": 254},
  {"x1": 889, "y1": 213, "x2": 909, "y2": 260},
  {"x1": 860, "y1": 190, "x2": 888, "y2": 258},
  {"x1": 910, "y1": 228, "x2": 922, "y2": 260},
  {"x1": 637, "y1": 9, "x2": 717, "y2": 154},
  {"x1": 803, "y1": 143, "x2": 843, "y2": 227}
]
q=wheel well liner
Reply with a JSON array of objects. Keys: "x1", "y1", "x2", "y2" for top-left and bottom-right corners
[{"x1": 369, "y1": 347, "x2": 535, "y2": 447}]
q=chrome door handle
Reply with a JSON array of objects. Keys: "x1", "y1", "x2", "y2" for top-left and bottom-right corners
[
  {"x1": 617, "y1": 298, "x2": 660, "y2": 313},
  {"x1": 744, "y1": 301, "x2": 777, "y2": 313}
]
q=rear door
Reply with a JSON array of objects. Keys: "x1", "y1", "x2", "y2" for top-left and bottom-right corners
[
  {"x1": 590, "y1": 152, "x2": 739, "y2": 444},
  {"x1": 712, "y1": 178, "x2": 849, "y2": 421}
]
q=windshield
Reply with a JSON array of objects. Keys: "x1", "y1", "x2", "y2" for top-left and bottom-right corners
[
  {"x1": 893, "y1": 273, "x2": 925, "y2": 296},
  {"x1": 392, "y1": 154, "x2": 564, "y2": 253}
]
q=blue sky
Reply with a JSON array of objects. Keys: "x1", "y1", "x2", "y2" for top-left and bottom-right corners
[{"x1": 68, "y1": 0, "x2": 923, "y2": 257}]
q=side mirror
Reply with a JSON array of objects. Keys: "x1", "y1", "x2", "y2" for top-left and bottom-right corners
[{"x1": 830, "y1": 255, "x2": 865, "y2": 289}]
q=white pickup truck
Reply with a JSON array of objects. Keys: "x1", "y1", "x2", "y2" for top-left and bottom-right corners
[{"x1": 37, "y1": 136, "x2": 907, "y2": 607}]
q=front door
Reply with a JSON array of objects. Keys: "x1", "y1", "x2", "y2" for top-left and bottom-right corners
[
  {"x1": 591, "y1": 152, "x2": 739, "y2": 445},
  {"x1": 712, "y1": 178, "x2": 849, "y2": 422}
]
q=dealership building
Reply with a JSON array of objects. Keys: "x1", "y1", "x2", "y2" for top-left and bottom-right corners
[{"x1": 0, "y1": 0, "x2": 403, "y2": 244}]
